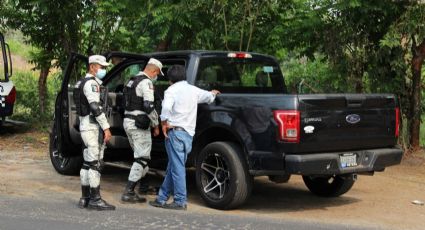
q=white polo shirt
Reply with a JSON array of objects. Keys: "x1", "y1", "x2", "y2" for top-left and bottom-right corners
[{"x1": 160, "y1": 81, "x2": 216, "y2": 136}]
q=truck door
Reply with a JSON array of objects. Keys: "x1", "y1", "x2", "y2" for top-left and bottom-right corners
[{"x1": 55, "y1": 53, "x2": 88, "y2": 152}]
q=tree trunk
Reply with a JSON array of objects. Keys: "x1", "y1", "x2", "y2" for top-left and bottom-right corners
[
  {"x1": 409, "y1": 39, "x2": 425, "y2": 150},
  {"x1": 38, "y1": 66, "x2": 49, "y2": 115}
]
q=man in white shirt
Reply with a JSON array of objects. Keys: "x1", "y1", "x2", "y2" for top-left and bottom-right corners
[
  {"x1": 74, "y1": 55, "x2": 114, "y2": 211},
  {"x1": 149, "y1": 65, "x2": 220, "y2": 210}
]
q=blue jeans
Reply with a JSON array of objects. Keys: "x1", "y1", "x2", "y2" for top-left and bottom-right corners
[{"x1": 157, "y1": 129, "x2": 193, "y2": 206}]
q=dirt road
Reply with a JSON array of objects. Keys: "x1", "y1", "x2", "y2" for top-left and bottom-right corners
[{"x1": 0, "y1": 127, "x2": 424, "y2": 230}]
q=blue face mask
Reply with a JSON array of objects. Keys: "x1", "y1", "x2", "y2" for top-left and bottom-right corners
[
  {"x1": 152, "y1": 75, "x2": 158, "y2": 82},
  {"x1": 96, "y1": 69, "x2": 107, "y2": 79}
]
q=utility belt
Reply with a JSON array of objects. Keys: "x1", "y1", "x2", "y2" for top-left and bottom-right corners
[
  {"x1": 89, "y1": 115, "x2": 97, "y2": 124},
  {"x1": 125, "y1": 114, "x2": 150, "y2": 130}
]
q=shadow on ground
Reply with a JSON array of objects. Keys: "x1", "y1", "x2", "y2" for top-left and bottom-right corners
[{"x1": 98, "y1": 166, "x2": 360, "y2": 213}]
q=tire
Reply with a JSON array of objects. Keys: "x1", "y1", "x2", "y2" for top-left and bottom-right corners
[
  {"x1": 49, "y1": 122, "x2": 82, "y2": 175},
  {"x1": 302, "y1": 174, "x2": 355, "y2": 197},
  {"x1": 195, "y1": 141, "x2": 252, "y2": 210}
]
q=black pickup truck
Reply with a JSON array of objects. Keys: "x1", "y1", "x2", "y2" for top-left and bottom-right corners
[{"x1": 50, "y1": 51, "x2": 402, "y2": 209}]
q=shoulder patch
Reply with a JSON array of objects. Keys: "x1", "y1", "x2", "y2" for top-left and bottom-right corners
[
  {"x1": 74, "y1": 81, "x2": 81, "y2": 88},
  {"x1": 91, "y1": 83, "x2": 99, "y2": 92},
  {"x1": 126, "y1": 80, "x2": 134, "y2": 87}
]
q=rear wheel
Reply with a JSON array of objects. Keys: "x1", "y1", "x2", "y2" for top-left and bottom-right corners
[
  {"x1": 302, "y1": 174, "x2": 355, "y2": 197},
  {"x1": 195, "y1": 141, "x2": 252, "y2": 210},
  {"x1": 49, "y1": 122, "x2": 82, "y2": 175}
]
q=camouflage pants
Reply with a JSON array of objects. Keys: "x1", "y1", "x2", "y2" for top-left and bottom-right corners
[
  {"x1": 79, "y1": 129, "x2": 103, "y2": 188},
  {"x1": 124, "y1": 127, "x2": 152, "y2": 182}
]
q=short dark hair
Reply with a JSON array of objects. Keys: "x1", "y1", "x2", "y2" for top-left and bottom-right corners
[{"x1": 167, "y1": 65, "x2": 186, "y2": 83}]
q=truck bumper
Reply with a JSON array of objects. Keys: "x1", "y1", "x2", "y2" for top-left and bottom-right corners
[
  {"x1": 0, "y1": 103, "x2": 14, "y2": 117},
  {"x1": 284, "y1": 147, "x2": 403, "y2": 175}
]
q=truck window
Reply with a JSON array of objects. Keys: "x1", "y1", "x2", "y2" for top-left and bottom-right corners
[
  {"x1": 0, "y1": 36, "x2": 7, "y2": 82},
  {"x1": 107, "y1": 62, "x2": 146, "y2": 92},
  {"x1": 156, "y1": 59, "x2": 187, "y2": 85},
  {"x1": 67, "y1": 59, "x2": 88, "y2": 89},
  {"x1": 0, "y1": 43, "x2": 4, "y2": 81},
  {"x1": 195, "y1": 57, "x2": 286, "y2": 93}
]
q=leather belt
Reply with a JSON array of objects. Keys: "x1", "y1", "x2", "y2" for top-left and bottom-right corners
[{"x1": 171, "y1": 126, "x2": 185, "y2": 132}]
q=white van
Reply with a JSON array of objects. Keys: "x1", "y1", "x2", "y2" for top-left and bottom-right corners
[{"x1": 0, "y1": 33, "x2": 15, "y2": 125}]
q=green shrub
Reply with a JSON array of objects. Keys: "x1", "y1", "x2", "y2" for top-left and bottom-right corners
[{"x1": 10, "y1": 70, "x2": 61, "y2": 129}]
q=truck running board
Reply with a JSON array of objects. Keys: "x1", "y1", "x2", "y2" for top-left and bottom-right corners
[{"x1": 104, "y1": 161, "x2": 166, "y2": 177}]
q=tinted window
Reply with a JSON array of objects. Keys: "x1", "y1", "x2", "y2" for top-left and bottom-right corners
[
  {"x1": 195, "y1": 57, "x2": 286, "y2": 93},
  {"x1": 107, "y1": 62, "x2": 145, "y2": 92},
  {"x1": 67, "y1": 58, "x2": 88, "y2": 89},
  {"x1": 0, "y1": 41, "x2": 5, "y2": 81}
]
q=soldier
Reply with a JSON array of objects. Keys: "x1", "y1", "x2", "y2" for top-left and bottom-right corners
[
  {"x1": 74, "y1": 55, "x2": 115, "y2": 211},
  {"x1": 121, "y1": 58, "x2": 161, "y2": 203}
]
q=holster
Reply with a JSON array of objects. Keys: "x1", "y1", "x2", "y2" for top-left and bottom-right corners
[{"x1": 125, "y1": 114, "x2": 150, "y2": 130}]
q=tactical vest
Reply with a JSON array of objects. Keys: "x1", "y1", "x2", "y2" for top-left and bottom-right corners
[
  {"x1": 123, "y1": 75, "x2": 149, "y2": 112},
  {"x1": 73, "y1": 77, "x2": 95, "y2": 116}
]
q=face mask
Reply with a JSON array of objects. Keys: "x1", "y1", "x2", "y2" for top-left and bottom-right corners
[
  {"x1": 96, "y1": 68, "x2": 107, "y2": 79},
  {"x1": 152, "y1": 75, "x2": 158, "y2": 82}
]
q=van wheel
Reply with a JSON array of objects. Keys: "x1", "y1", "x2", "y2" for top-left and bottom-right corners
[
  {"x1": 49, "y1": 122, "x2": 82, "y2": 175},
  {"x1": 195, "y1": 142, "x2": 252, "y2": 210},
  {"x1": 302, "y1": 174, "x2": 355, "y2": 197}
]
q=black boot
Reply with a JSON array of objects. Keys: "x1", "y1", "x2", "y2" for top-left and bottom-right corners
[
  {"x1": 121, "y1": 181, "x2": 146, "y2": 203},
  {"x1": 78, "y1": 185, "x2": 90, "y2": 209},
  {"x1": 87, "y1": 186, "x2": 116, "y2": 211}
]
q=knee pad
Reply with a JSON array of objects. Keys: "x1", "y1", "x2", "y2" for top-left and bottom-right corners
[
  {"x1": 82, "y1": 161, "x2": 90, "y2": 170},
  {"x1": 87, "y1": 160, "x2": 100, "y2": 172},
  {"x1": 135, "y1": 157, "x2": 149, "y2": 178}
]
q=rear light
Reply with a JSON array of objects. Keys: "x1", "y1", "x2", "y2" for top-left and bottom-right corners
[
  {"x1": 5, "y1": 86, "x2": 16, "y2": 104},
  {"x1": 273, "y1": 110, "x2": 300, "y2": 143},
  {"x1": 227, "y1": 52, "x2": 252, "y2": 58},
  {"x1": 395, "y1": 107, "x2": 399, "y2": 138}
]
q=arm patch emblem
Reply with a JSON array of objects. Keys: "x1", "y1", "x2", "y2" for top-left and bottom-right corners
[{"x1": 91, "y1": 84, "x2": 99, "y2": 92}]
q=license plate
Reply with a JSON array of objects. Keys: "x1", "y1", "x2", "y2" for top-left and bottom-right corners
[{"x1": 340, "y1": 153, "x2": 357, "y2": 168}]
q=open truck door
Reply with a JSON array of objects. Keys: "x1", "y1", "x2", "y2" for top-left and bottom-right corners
[
  {"x1": 0, "y1": 33, "x2": 15, "y2": 125},
  {"x1": 50, "y1": 52, "x2": 151, "y2": 175}
]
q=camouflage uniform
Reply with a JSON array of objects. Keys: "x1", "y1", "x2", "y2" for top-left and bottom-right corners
[
  {"x1": 76, "y1": 73, "x2": 115, "y2": 210},
  {"x1": 121, "y1": 72, "x2": 159, "y2": 202}
]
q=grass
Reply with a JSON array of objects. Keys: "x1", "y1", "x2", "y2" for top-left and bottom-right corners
[
  {"x1": 7, "y1": 39, "x2": 37, "y2": 61},
  {"x1": 1, "y1": 31, "x2": 61, "y2": 129},
  {"x1": 10, "y1": 70, "x2": 61, "y2": 128},
  {"x1": 5, "y1": 30, "x2": 38, "y2": 60}
]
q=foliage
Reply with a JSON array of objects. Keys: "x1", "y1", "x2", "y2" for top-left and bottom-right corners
[
  {"x1": 281, "y1": 52, "x2": 343, "y2": 93},
  {"x1": 1, "y1": 0, "x2": 425, "y2": 149},
  {"x1": 276, "y1": 0, "x2": 408, "y2": 93},
  {"x1": 380, "y1": 2, "x2": 425, "y2": 149},
  {"x1": 11, "y1": 70, "x2": 61, "y2": 126}
]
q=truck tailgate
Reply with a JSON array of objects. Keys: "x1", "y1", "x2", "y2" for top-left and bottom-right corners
[{"x1": 295, "y1": 94, "x2": 398, "y2": 153}]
